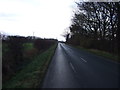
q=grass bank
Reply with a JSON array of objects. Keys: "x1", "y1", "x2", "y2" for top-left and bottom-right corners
[
  {"x1": 3, "y1": 43, "x2": 57, "y2": 88},
  {"x1": 76, "y1": 46, "x2": 119, "y2": 62}
]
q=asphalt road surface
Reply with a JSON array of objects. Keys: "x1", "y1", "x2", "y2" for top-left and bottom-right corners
[{"x1": 42, "y1": 43, "x2": 120, "y2": 88}]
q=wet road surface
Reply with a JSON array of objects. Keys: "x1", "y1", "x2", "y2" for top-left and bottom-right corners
[{"x1": 42, "y1": 43, "x2": 119, "y2": 88}]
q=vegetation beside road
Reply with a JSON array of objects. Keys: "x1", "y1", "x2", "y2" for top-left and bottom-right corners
[
  {"x1": 2, "y1": 34, "x2": 58, "y2": 88},
  {"x1": 3, "y1": 43, "x2": 57, "y2": 88},
  {"x1": 76, "y1": 46, "x2": 119, "y2": 63},
  {"x1": 64, "y1": 2, "x2": 119, "y2": 62}
]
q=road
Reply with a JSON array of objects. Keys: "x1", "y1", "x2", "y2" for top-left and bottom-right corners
[{"x1": 42, "y1": 43, "x2": 119, "y2": 88}]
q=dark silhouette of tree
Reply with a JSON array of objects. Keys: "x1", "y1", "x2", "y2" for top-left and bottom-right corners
[
  {"x1": 61, "y1": 29, "x2": 70, "y2": 43},
  {"x1": 67, "y1": 2, "x2": 119, "y2": 54}
]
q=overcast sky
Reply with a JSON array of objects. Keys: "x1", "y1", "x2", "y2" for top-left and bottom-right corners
[{"x1": 0, "y1": 0, "x2": 78, "y2": 41}]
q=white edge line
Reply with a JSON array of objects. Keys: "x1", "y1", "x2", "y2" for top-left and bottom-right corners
[
  {"x1": 70, "y1": 62, "x2": 76, "y2": 73},
  {"x1": 80, "y1": 57, "x2": 87, "y2": 63}
]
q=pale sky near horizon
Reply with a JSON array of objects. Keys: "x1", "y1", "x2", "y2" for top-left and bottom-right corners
[{"x1": 0, "y1": 0, "x2": 78, "y2": 41}]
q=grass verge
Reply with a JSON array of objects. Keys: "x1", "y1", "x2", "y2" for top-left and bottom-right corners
[
  {"x1": 3, "y1": 43, "x2": 57, "y2": 88},
  {"x1": 76, "y1": 46, "x2": 119, "y2": 62}
]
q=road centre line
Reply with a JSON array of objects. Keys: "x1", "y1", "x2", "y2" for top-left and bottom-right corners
[
  {"x1": 70, "y1": 62, "x2": 76, "y2": 73},
  {"x1": 80, "y1": 57, "x2": 87, "y2": 62}
]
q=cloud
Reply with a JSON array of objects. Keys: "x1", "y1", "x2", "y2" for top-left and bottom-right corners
[
  {"x1": 0, "y1": 0, "x2": 76, "y2": 41},
  {"x1": 0, "y1": 13, "x2": 16, "y2": 17}
]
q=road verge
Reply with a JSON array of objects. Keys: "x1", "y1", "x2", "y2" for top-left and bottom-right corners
[
  {"x1": 76, "y1": 46, "x2": 119, "y2": 63},
  {"x1": 3, "y1": 43, "x2": 57, "y2": 88},
  {"x1": 67, "y1": 44, "x2": 119, "y2": 63}
]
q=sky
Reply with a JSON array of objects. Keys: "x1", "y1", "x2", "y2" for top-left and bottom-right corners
[{"x1": 0, "y1": 0, "x2": 78, "y2": 41}]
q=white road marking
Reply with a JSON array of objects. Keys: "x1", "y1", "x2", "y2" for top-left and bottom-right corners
[
  {"x1": 70, "y1": 62, "x2": 76, "y2": 73},
  {"x1": 80, "y1": 57, "x2": 87, "y2": 62}
]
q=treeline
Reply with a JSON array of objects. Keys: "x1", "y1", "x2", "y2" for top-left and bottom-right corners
[
  {"x1": 2, "y1": 34, "x2": 57, "y2": 83},
  {"x1": 66, "y1": 2, "x2": 120, "y2": 55}
]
